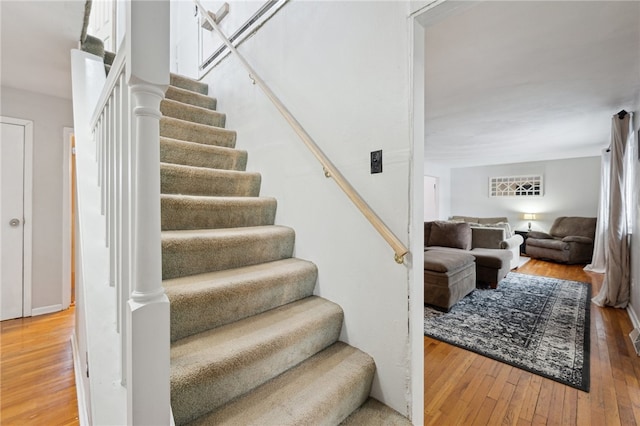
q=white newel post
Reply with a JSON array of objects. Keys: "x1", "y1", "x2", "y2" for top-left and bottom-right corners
[{"x1": 125, "y1": 1, "x2": 170, "y2": 425}]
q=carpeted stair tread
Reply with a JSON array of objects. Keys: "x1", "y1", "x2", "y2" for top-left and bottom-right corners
[
  {"x1": 170, "y1": 296, "x2": 344, "y2": 425},
  {"x1": 104, "y1": 50, "x2": 115, "y2": 65},
  {"x1": 81, "y1": 35, "x2": 104, "y2": 58},
  {"x1": 164, "y1": 258, "x2": 318, "y2": 342},
  {"x1": 186, "y1": 342, "x2": 375, "y2": 426},
  {"x1": 160, "y1": 137, "x2": 247, "y2": 171},
  {"x1": 340, "y1": 398, "x2": 412, "y2": 425},
  {"x1": 171, "y1": 73, "x2": 209, "y2": 95},
  {"x1": 161, "y1": 163, "x2": 261, "y2": 197},
  {"x1": 161, "y1": 194, "x2": 276, "y2": 231},
  {"x1": 161, "y1": 117, "x2": 236, "y2": 148},
  {"x1": 162, "y1": 226, "x2": 295, "y2": 280},
  {"x1": 161, "y1": 99, "x2": 226, "y2": 128},
  {"x1": 166, "y1": 85, "x2": 217, "y2": 111}
]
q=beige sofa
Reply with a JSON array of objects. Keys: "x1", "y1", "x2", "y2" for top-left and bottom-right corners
[{"x1": 450, "y1": 216, "x2": 524, "y2": 269}]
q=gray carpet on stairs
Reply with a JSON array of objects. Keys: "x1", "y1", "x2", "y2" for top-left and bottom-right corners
[{"x1": 153, "y1": 70, "x2": 411, "y2": 425}]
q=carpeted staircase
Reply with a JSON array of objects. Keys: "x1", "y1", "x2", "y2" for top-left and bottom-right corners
[{"x1": 97, "y1": 45, "x2": 411, "y2": 425}]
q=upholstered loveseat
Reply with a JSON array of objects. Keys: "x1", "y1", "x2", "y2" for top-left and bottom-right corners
[{"x1": 526, "y1": 216, "x2": 597, "y2": 264}]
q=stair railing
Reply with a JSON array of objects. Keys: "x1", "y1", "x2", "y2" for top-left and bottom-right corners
[
  {"x1": 194, "y1": 0, "x2": 409, "y2": 264},
  {"x1": 73, "y1": 1, "x2": 171, "y2": 424}
]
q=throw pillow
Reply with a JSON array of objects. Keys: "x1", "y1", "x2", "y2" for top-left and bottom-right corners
[{"x1": 428, "y1": 221, "x2": 472, "y2": 250}]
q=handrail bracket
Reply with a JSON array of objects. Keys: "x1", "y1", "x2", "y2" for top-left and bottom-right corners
[{"x1": 200, "y1": 3, "x2": 229, "y2": 31}]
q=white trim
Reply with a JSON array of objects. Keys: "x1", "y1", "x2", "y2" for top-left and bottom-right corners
[
  {"x1": 408, "y1": 14, "x2": 426, "y2": 425},
  {"x1": 628, "y1": 304, "x2": 640, "y2": 330},
  {"x1": 71, "y1": 332, "x2": 90, "y2": 426},
  {"x1": 23, "y1": 120, "x2": 32, "y2": 317},
  {"x1": 31, "y1": 304, "x2": 63, "y2": 316},
  {"x1": 62, "y1": 127, "x2": 74, "y2": 310},
  {"x1": 0, "y1": 116, "x2": 33, "y2": 317}
]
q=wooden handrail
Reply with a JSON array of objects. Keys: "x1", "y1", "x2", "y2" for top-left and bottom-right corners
[{"x1": 194, "y1": 0, "x2": 408, "y2": 264}]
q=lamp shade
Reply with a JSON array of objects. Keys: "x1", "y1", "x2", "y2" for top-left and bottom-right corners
[{"x1": 523, "y1": 213, "x2": 536, "y2": 220}]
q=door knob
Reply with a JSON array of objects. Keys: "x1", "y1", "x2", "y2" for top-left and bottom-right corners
[{"x1": 9, "y1": 218, "x2": 20, "y2": 227}]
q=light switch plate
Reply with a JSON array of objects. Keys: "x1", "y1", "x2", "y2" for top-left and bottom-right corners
[{"x1": 371, "y1": 150, "x2": 382, "y2": 174}]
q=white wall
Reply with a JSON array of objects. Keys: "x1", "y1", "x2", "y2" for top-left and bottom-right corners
[
  {"x1": 450, "y1": 156, "x2": 600, "y2": 232},
  {"x1": 175, "y1": 1, "x2": 420, "y2": 419},
  {"x1": 0, "y1": 86, "x2": 73, "y2": 311}
]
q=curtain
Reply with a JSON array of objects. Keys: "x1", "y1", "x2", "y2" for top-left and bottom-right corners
[
  {"x1": 584, "y1": 149, "x2": 610, "y2": 273},
  {"x1": 592, "y1": 113, "x2": 633, "y2": 308}
]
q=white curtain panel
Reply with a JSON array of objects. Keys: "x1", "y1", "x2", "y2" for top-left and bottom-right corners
[
  {"x1": 584, "y1": 149, "x2": 610, "y2": 273},
  {"x1": 592, "y1": 113, "x2": 633, "y2": 308}
]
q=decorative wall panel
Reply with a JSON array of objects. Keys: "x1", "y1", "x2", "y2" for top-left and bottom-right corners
[{"x1": 489, "y1": 175, "x2": 543, "y2": 197}]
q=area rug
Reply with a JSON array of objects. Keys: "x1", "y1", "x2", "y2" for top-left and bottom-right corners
[{"x1": 424, "y1": 272, "x2": 590, "y2": 391}]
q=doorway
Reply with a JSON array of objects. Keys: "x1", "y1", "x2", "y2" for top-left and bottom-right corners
[
  {"x1": 424, "y1": 175, "x2": 439, "y2": 221},
  {"x1": 1, "y1": 117, "x2": 33, "y2": 321},
  {"x1": 88, "y1": 0, "x2": 115, "y2": 51}
]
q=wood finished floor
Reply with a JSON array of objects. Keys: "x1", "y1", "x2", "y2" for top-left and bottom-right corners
[
  {"x1": 425, "y1": 258, "x2": 640, "y2": 425},
  {"x1": 1, "y1": 307, "x2": 79, "y2": 426}
]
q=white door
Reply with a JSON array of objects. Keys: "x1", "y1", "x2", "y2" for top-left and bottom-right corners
[
  {"x1": 424, "y1": 175, "x2": 439, "y2": 221},
  {"x1": 1, "y1": 122, "x2": 25, "y2": 320},
  {"x1": 89, "y1": 0, "x2": 114, "y2": 51}
]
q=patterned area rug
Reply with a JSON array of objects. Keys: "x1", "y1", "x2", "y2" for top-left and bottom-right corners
[{"x1": 424, "y1": 272, "x2": 591, "y2": 391}]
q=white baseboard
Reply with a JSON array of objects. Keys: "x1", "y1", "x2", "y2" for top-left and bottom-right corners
[
  {"x1": 72, "y1": 333, "x2": 90, "y2": 426},
  {"x1": 31, "y1": 304, "x2": 63, "y2": 316},
  {"x1": 627, "y1": 304, "x2": 640, "y2": 331}
]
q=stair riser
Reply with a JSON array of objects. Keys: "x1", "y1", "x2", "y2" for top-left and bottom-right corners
[
  {"x1": 162, "y1": 228, "x2": 295, "y2": 279},
  {"x1": 166, "y1": 86, "x2": 217, "y2": 110},
  {"x1": 161, "y1": 197, "x2": 276, "y2": 231},
  {"x1": 171, "y1": 301, "x2": 344, "y2": 425},
  {"x1": 160, "y1": 138, "x2": 247, "y2": 171},
  {"x1": 161, "y1": 100, "x2": 226, "y2": 128},
  {"x1": 166, "y1": 260, "x2": 318, "y2": 342},
  {"x1": 160, "y1": 117, "x2": 236, "y2": 148},
  {"x1": 161, "y1": 165, "x2": 261, "y2": 198}
]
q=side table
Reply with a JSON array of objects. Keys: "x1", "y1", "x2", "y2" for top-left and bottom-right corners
[{"x1": 514, "y1": 230, "x2": 529, "y2": 255}]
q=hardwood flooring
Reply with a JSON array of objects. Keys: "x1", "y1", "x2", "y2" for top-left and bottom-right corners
[
  {"x1": 424, "y1": 258, "x2": 640, "y2": 425},
  {"x1": 1, "y1": 308, "x2": 79, "y2": 426}
]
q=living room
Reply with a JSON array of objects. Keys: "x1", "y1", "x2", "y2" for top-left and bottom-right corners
[{"x1": 419, "y1": 0, "x2": 640, "y2": 424}]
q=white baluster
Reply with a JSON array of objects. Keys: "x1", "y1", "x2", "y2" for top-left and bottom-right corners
[
  {"x1": 114, "y1": 80, "x2": 122, "y2": 318},
  {"x1": 109, "y1": 96, "x2": 116, "y2": 286}
]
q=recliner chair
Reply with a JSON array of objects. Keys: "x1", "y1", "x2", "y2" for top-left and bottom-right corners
[{"x1": 525, "y1": 216, "x2": 597, "y2": 264}]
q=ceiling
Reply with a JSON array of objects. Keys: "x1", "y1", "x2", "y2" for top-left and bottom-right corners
[
  {"x1": 0, "y1": 1, "x2": 86, "y2": 100},
  {"x1": 421, "y1": 1, "x2": 640, "y2": 168}
]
